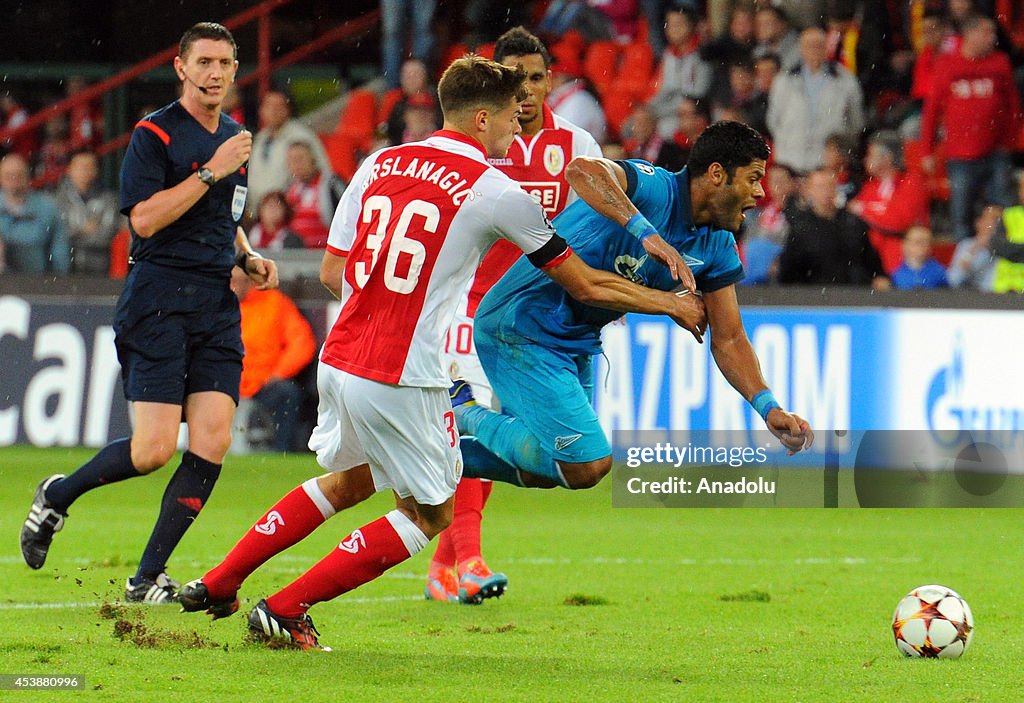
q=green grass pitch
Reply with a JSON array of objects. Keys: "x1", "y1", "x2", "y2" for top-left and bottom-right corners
[{"x1": 1, "y1": 446, "x2": 1019, "y2": 702}]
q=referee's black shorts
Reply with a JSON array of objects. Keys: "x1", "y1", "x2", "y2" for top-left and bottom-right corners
[{"x1": 113, "y1": 262, "x2": 243, "y2": 406}]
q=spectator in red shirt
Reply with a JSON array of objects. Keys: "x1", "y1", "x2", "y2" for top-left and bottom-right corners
[
  {"x1": 248, "y1": 191, "x2": 304, "y2": 251},
  {"x1": 920, "y1": 14, "x2": 1020, "y2": 240},
  {"x1": 848, "y1": 131, "x2": 930, "y2": 274},
  {"x1": 284, "y1": 141, "x2": 345, "y2": 249},
  {"x1": 910, "y1": 10, "x2": 953, "y2": 102}
]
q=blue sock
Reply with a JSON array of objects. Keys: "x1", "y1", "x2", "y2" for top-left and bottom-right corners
[
  {"x1": 460, "y1": 437, "x2": 524, "y2": 486},
  {"x1": 458, "y1": 405, "x2": 565, "y2": 486},
  {"x1": 45, "y1": 438, "x2": 139, "y2": 513},
  {"x1": 136, "y1": 451, "x2": 221, "y2": 580}
]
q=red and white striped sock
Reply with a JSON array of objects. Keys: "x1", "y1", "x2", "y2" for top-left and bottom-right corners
[
  {"x1": 203, "y1": 478, "x2": 335, "y2": 600},
  {"x1": 267, "y1": 510, "x2": 429, "y2": 618}
]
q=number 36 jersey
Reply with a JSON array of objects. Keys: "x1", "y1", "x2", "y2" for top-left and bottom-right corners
[{"x1": 322, "y1": 130, "x2": 570, "y2": 388}]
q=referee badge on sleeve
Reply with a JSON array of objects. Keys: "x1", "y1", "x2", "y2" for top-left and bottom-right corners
[{"x1": 231, "y1": 185, "x2": 248, "y2": 222}]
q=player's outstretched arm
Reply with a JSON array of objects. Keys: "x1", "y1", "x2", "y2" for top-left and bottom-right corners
[
  {"x1": 703, "y1": 284, "x2": 814, "y2": 454},
  {"x1": 565, "y1": 156, "x2": 696, "y2": 292},
  {"x1": 544, "y1": 252, "x2": 707, "y2": 343},
  {"x1": 234, "y1": 226, "x2": 279, "y2": 290}
]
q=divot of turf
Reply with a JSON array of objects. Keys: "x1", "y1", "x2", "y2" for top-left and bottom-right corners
[
  {"x1": 563, "y1": 593, "x2": 609, "y2": 606},
  {"x1": 111, "y1": 613, "x2": 220, "y2": 649},
  {"x1": 719, "y1": 589, "x2": 771, "y2": 602}
]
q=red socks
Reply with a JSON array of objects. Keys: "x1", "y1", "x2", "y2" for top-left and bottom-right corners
[
  {"x1": 267, "y1": 510, "x2": 428, "y2": 618},
  {"x1": 204, "y1": 479, "x2": 334, "y2": 599},
  {"x1": 430, "y1": 478, "x2": 494, "y2": 573}
]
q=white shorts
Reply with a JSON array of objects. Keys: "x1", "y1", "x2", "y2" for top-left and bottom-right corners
[
  {"x1": 307, "y1": 363, "x2": 461, "y2": 506},
  {"x1": 444, "y1": 311, "x2": 496, "y2": 410}
]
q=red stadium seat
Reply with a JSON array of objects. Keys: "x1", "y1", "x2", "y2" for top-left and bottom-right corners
[
  {"x1": 321, "y1": 133, "x2": 361, "y2": 183},
  {"x1": 442, "y1": 42, "x2": 470, "y2": 73},
  {"x1": 616, "y1": 41, "x2": 656, "y2": 99},
  {"x1": 336, "y1": 88, "x2": 378, "y2": 153},
  {"x1": 475, "y1": 42, "x2": 496, "y2": 60},
  {"x1": 583, "y1": 41, "x2": 620, "y2": 96},
  {"x1": 109, "y1": 228, "x2": 130, "y2": 280},
  {"x1": 602, "y1": 90, "x2": 636, "y2": 140},
  {"x1": 377, "y1": 88, "x2": 403, "y2": 126}
]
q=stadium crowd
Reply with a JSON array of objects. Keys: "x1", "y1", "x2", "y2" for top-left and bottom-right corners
[{"x1": 2, "y1": 0, "x2": 1024, "y2": 290}]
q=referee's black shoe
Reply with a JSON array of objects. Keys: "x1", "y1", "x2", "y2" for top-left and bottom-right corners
[{"x1": 20, "y1": 474, "x2": 67, "y2": 569}]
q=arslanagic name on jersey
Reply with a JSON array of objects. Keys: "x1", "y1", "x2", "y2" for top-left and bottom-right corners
[
  {"x1": 365, "y1": 155, "x2": 478, "y2": 205},
  {"x1": 626, "y1": 476, "x2": 776, "y2": 495}
]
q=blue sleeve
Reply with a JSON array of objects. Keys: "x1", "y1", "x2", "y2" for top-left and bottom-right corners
[
  {"x1": 700, "y1": 230, "x2": 745, "y2": 292},
  {"x1": 615, "y1": 159, "x2": 675, "y2": 220},
  {"x1": 119, "y1": 126, "x2": 167, "y2": 217}
]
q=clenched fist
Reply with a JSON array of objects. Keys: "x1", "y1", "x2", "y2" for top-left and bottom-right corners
[{"x1": 206, "y1": 129, "x2": 252, "y2": 182}]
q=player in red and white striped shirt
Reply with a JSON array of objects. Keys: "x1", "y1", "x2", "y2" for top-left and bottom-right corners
[
  {"x1": 180, "y1": 56, "x2": 700, "y2": 649},
  {"x1": 428, "y1": 27, "x2": 603, "y2": 605}
]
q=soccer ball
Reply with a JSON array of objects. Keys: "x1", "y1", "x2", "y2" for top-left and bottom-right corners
[{"x1": 892, "y1": 584, "x2": 974, "y2": 659}]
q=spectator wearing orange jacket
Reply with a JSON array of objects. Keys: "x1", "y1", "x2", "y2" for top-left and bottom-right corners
[{"x1": 231, "y1": 267, "x2": 316, "y2": 452}]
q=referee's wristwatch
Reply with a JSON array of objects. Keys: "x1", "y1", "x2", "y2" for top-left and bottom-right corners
[{"x1": 197, "y1": 167, "x2": 216, "y2": 187}]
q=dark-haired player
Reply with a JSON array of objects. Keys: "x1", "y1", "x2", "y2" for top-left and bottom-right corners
[
  {"x1": 454, "y1": 121, "x2": 815, "y2": 491},
  {"x1": 426, "y1": 26, "x2": 604, "y2": 606},
  {"x1": 20, "y1": 22, "x2": 277, "y2": 604}
]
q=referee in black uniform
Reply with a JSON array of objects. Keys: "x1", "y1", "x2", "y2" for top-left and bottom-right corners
[{"x1": 21, "y1": 22, "x2": 279, "y2": 604}]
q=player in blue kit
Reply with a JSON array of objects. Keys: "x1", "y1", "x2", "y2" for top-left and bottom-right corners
[
  {"x1": 453, "y1": 121, "x2": 814, "y2": 490},
  {"x1": 20, "y1": 23, "x2": 278, "y2": 604}
]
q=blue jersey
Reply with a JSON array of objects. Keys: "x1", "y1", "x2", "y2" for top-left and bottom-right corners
[
  {"x1": 119, "y1": 101, "x2": 247, "y2": 276},
  {"x1": 476, "y1": 160, "x2": 744, "y2": 354}
]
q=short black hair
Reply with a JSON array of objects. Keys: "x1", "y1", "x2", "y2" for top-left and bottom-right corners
[
  {"x1": 494, "y1": 26, "x2": 552, "y2": 67},
  {"x1": 687, "y1": 121, "x2": 770, "y2": 178},
  {"x1": 180, "y1": 22, "x2": 237, "y2": 60}
]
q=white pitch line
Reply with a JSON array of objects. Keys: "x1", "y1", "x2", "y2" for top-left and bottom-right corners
[
  {"x1": 0, "y1": 554, "x2": 922, "y2": 569},
  {"x1": 0, "y1": 595, "x2": 422, "y2": 611}
]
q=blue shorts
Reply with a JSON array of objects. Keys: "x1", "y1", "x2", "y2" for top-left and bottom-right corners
[
  {"x1": 475, "y1": 329, "x2": 610, "y2": 465},
  {"x1": 113, "y1": 262, "x2": 243, "y2": 405}
]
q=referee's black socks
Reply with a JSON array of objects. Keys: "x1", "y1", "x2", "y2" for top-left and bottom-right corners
[{"x1": 136, "y1": 451, "x2": 221, "y2": 580}]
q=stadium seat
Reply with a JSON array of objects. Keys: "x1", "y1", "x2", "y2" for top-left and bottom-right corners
[
  {"x1": 583, "y1": 41, "x2": 620, "y2": 96},
  {"x1": 377, "y1": 87, "x2": 403, "y2": 126},
  {"x1": 442, "y1": 42, "x2": 470, "y2": 73},
  {"x1": 616, "y1": 41, "x2": 656, "y2": 100},
  {"x1": 109, "y1": 228, "x2": 130, "y2": 279},
  {"x1": 475, "y1": 42, "x2": 496, "y2": 60},
  {"x1": 551, "y1": 30, "x2": 586, "y2": 60},
  {"x1": 601, "y1": 90, "x2": 636, "y2": 140},
  {"x1": 335, "y1": 88, "x2": 378, "y2": 153},
  {"x1": 320, "y1": 133, "x2": 361, "y2": 183}
]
